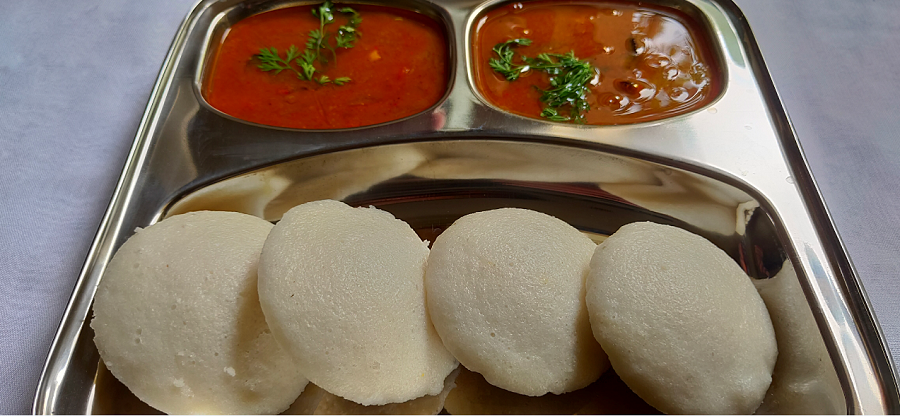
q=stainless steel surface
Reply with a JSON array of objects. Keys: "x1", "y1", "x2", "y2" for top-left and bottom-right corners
[{"x1": 32, "y1": 0, "x2": 900, "y2": 414}]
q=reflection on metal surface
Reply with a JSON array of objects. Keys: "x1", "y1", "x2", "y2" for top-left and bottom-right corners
[
  {"x1": 311, "y1": 367, "x2": 460, "y2": 414},
  {"x1": 33, "y1": 0, "x2": 899, "y2": 414},
  {"x1": 444, "y1": 366, "x2": 660, "y2": 414},
  {"x1": 168, "y1": 146, "x2": 428, "y2": 219},
  {"x1": 167, "y1": 141, "x2": 767, "y2": 273},
  {"x1": 754, "y1": 260, "x2": 847, "y2": 414},
  {"x1": 91, "y1": 361, "x2": 162, "y2": 415},
  {"x1": 602, "y1": 167, "x2": 754, "y2": 236}
]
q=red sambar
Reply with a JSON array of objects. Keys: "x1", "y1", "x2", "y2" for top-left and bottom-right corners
[{"x1": 204, "y1": 5, "x2": 448, "y2": 129}]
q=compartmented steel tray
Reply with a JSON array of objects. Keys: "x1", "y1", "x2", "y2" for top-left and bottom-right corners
[{"x1": 34, "y1": 0, "x2": 900, "y2": 413}]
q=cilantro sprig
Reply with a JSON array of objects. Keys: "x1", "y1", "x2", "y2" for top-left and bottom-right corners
[
  {"x1": 256, "y1": 46, "x2": 303, "y2": 75},
  {"x1": 488, "y1": 39, "x2": 598, "y2": 123},
  {"x1": 488, "y1": 38, "x2": 533, "y2": 81},
  {"x1": 335, "y1": 7, "x2": 361, "y2": 48},
  {"x1": 254, "y1": 1, "x2": 361, "y2": 86}
]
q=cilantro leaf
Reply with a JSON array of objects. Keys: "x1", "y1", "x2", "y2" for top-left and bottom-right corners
[{"x1": 253, "y1": 1, "x2": 360, "y2": 88}]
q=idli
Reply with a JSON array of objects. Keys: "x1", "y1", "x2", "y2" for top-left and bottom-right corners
[
  {"x1": 258, "y1": 200, "x2": 458, "y2": 406},
  {"x1": 586, "y1": 221, "x2": 777, "y2": 414},
  {"x1": 91, "y1": 211, "x2": 307, "y2": 415},
  {"x1": 425, "y1": 208, "x2": 609, "y2": 396}
]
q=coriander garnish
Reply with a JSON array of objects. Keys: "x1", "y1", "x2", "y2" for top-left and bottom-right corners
[
  {"x1": 488, "y1": 38, "x2": 533, "y2": 81},
  {"x1": 256, "y1": 46, "x2": 304, "y2": 75},
  {"x1": 335, "y1": 7, "x2": 361, "y2": 48},
  {"x1": 255, "y1": 1, "x2": 360, "y2": 85},
  {"x1": 489, "y1": 39, "x2": 598, "y2": 123}
]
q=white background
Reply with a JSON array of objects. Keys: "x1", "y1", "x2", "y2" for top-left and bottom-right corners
[{"x1": 1, "y1": 0, "x2": 898, "y2": 412}]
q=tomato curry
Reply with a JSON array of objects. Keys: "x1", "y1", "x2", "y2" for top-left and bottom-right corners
[{"x1": 204, "y1": 4, "x2": 448, "y2": 129}]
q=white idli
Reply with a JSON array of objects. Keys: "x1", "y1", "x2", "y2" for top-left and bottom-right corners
[
  {"x1": 586, "y1": 221, "x2": 777, "y2": 414},
  {"x1": 91, "y1": 211, "x2": 307, "y2": 415},
  {"x1": 425, "y1": 208, "x2": 609, "y2": 396},
  {"x1": 258, "y1": 200, "x2": 458, "y2": 406}
]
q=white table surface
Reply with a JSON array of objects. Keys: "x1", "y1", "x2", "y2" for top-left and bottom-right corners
[{"x1": 1, "y1": 0, "x2": 898, "y2": 413}]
